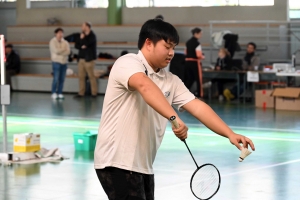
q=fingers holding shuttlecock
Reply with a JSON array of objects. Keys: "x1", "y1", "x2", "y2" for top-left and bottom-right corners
[{"x1": 239, "y1": 147, "x2": 252, "y2": 162}]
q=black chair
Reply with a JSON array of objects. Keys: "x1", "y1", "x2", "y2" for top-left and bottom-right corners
[{"x1": 231, "y1": 59, "x2": 243, "y2": 71}]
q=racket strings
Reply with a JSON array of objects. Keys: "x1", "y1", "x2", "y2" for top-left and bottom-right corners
[{"x1": 191, "y1": 165, "x2": 220, "y2": 199}]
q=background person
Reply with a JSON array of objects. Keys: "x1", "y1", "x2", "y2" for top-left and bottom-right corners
[
  {"x1": 74, "y1": 22, "x2": 98, "y2": 98},
  {"x1": 49, "y1": 27, "x2": 70, "y2": 99},
  {"x1": 184, "y1": 27, "x2": 205, "y2": 98},
  {"x1": 1, "y1": 44, "x2": 21, "y2": 88}
]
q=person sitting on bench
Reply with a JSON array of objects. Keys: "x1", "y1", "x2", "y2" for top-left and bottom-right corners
[{"x1": 1, "y1": 44, "x2": 21, "y2": 87}]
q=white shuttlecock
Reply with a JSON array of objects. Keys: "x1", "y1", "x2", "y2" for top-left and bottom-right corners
[{"x1": 239, "y1": 147, "x2": 252, "y2": 162}]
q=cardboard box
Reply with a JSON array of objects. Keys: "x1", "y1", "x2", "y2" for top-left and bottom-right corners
[
  {"x1": 272, "y1": 88, "x2": 300, "y2": 111},
  {"x1": 13, "y1": 133, "x2": 40, "y2": 152},
  {"x1": 255, "y1": 90, "x2": 274, "y2": 108}
]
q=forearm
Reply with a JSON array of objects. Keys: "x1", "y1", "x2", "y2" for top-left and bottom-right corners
[
  {"x1": 81, "y1": 36, "x2": 96, "y2": 47},
  {"x1": 134, "y1": 74, "x2": 177, "y2": 119},
  {"x1": 186, "y1": 99, "x2": 235, "y2": 138},
  {"x1": 196, "y1": 51, "x2": 205, "y2": 60},
  {"x1": 61, "y1": 45, "x2": 70, "y2": 56},
  {"x1": 50, "y1": 45, "x2": 64, "y2": 55},
  {"x1": 61, "y1": 50, "x2": 70, "y2": 56}
]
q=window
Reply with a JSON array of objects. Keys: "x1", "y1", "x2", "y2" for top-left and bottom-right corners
[
  {"x1": 290, "y1": 0, "x2": 300, "y2": 19},
  {"x1": 238, "y1": 0, "x2": 274, "y2": 6},
  {"x1": 126, "y1": 0, "x2": 152, "y2": 7},
  {"x1": 153, "y1": 0, "x2": 239, "y2": 7},
  {"x1": 83, "y1": 0, "x2": 108, "y2": 8},
  {"x1": 290, "y1": 0, "x2": 300, "y2": 9},
  {"x1": 29, "y1": 0, "x2": 108, "y2": 8},
  {"x1": 125, "y1": 0, "x2": 274, "y2": 8}
]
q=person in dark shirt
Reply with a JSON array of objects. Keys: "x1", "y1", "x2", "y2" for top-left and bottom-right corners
[
  {"x1": 242, "y1": 42, "x2": 260, "y2": 70},
  {"x1": 74, "y1": 22, "x2": 98, "y2": 98},
  {"x1": 223, "y1": 42, "x2": 260, "y2": 101},
  {"x1": 184, "y1": 27, "x2": 205, "y2": 98},
  {"x1": 214, "y1": 48, "x2": 232, "y2": 101},
  {"x1": 215, "y1": 48, "x2": 231, "y2": 70},
  {"x1": 2, "y1": 44, "x2": 21, "y2": 86}
]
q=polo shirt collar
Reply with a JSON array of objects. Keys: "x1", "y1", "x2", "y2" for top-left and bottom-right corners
[{"x1": 137, "y1": 50, "x2": 165, "y2": 77}]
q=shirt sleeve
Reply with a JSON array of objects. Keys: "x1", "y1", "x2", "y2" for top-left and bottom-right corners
[
  {"x1": 196, "y1": 44, "x2": 202, "y2": 51},
  {"x1": 111, "y1": 55, "x2": 146, "y2": 90},
  {"x1": 172, "y1": 75, "x2": 195, "y2": 111},
  {"x1": 61, "y1": 41, "x2": 70, "y2": 56},
  {"x1": 49, "y1": 39, "x2": 64, "y2": 55},
  {"x1": 251, "y1": 56, "x2": 260, "y2": 68}
]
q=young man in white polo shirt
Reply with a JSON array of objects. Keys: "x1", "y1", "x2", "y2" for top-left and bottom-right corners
[{"x1": 94, "y1": 19, "x2": 255, "y2": 200}]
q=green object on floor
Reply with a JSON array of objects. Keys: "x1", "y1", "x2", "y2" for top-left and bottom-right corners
[{"x1": 73, "y1": 130, "x2": 98, "y2": 151}]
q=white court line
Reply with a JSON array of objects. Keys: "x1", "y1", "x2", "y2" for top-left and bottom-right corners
[
  {"x1": 185, "y1": 123, "x2": 300, "y2": 133},
  {"x1": 164, "y1": 131, "x2": 300, "y2": 142},
  {"x1": 222, "y1": 159, "x2": 300, "y2": 177},
  {"x1": 2, "y1": 115, "x2": 299, "y2": 133},
  {"x1": 66, "y1": 159, "x2": 300, "y2": 176},
  {"x1": 64, "y1": 161, "x2": 192, "y2": 174},
  {"x1": 6, "y1": 121, "x2": 96, "y2": 129},
  {"x1": 64, "y1": 159, "x2": 300, "y2": 191},
  {"x1": 2, "y1": 113, "x2": 100, "y2": 121},
  {"x1": 156, "y1": 158, "x2": 300, "y2": 191}
]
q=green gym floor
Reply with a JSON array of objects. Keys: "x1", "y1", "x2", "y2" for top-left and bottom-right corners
[{"x1": 1, "y1": 92, "x2": 300, "y2": 200}]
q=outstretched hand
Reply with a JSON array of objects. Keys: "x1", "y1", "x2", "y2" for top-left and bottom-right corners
[{"x1": 229, "y1": 133, "x2": 255, "y2": 151}]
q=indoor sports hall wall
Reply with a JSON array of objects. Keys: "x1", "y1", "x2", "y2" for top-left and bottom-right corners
[
  {"x1": 15, "y1": 0, "x2": 288, "y2": 26},
  {"x1": 15, "y1": 0, "x2": 107, "y2": 25},
  {"x1": 0, "y1": 2, "x2": 16, "y2": 36},
  {"x1": 123, "y1": 0, "x2": 288, "y2": 25}
]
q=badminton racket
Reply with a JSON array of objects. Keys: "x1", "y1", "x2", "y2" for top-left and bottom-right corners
[{"x1": 170, "y1": 116, "x2": 221, "y2": 200}]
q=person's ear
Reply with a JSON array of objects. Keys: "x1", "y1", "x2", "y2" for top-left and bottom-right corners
[{"x1": 145, "y1": 38, "x2": 153, "y2": 51}]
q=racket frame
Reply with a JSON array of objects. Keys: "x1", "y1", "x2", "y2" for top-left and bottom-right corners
[{"x1": 190, "y1": 163, "x2": 221, "y2": 200}]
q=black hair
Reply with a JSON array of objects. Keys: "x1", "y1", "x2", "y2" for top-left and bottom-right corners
[
  {"x1": 248, "y1": 42, "x2": 257, "y2": 50},
  {"x1": 155, "y1": 15, "x2": 164, "y2": 21},
  {"x1": 84, "y1": 22, "x2": 92, "y2": 29},
  {"x1": 5, "y1": 44, "x2": 13, "y2": 49},
  {"x1": 120, "y1": 50, "x2": 129, "y2": 56},
  {"x1": 138, "y1": 19, "x2": 179, "y2": 50},
  {"x1": 54, "y1": 28, "x2": 64, "y2": 34},
  {"x1": 191, "y1": 27, "x2": 201, "y2": 35}
]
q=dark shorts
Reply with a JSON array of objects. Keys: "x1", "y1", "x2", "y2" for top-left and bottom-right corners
[{"x1": 96, "y1": 167, "x2": 155, "y2": 200}]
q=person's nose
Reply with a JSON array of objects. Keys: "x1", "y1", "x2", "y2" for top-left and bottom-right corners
[{"x1": 168, "y1": 49, "x2": 174, "y2": 57}]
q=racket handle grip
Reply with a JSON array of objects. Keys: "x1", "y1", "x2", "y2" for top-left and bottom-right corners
[{"x1": 169, "y1": 116, "x2": 179, "y2": 129}]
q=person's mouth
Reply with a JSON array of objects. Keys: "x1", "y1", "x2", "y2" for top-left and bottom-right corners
[{"x1": 166, "y1": 58, "x2": 172, "y2": 63}]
